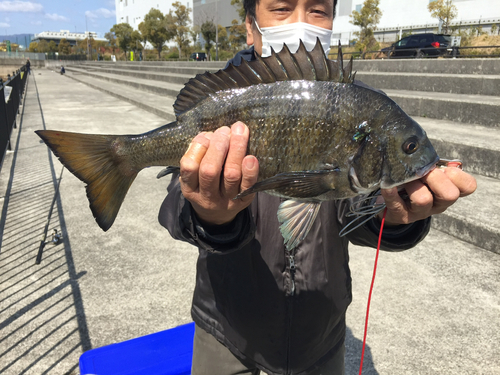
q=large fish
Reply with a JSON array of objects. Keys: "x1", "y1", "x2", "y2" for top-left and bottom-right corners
[{"x1": 36, "y1": 40, "x2": 439, "y2": 250}]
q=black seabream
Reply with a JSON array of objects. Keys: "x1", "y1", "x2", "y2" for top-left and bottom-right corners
[{"x1": 36, "y1": 40, "x2": 439, "y2": 250}]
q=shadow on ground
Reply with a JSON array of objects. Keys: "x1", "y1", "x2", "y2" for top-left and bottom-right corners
[
  {"x1": 0, "y1": 75, "x2": 91, "y2": 374},
  {"x1": 345, "y1": 326, "x2": 379, "y2": 375}
]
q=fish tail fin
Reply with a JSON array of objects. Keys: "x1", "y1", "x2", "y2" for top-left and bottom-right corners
[{"x1": 36, "y1": 130, "x2": 138, "y2": 231}]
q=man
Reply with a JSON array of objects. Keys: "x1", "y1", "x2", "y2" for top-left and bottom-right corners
[{"x1": 159, "y1": 0, "x2": 477, "y2": 374}]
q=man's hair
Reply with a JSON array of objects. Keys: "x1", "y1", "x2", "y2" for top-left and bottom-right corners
[{"x1": 243, "y1": 0, "x2": 338, "y2": 20}]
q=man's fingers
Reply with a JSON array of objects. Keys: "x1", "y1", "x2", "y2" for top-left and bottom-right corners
[
  {"x1": 222, "y1": 122, "x2": 250, "y2": 198},
  {"x1": 443, "y1": 167, "x2": 477, "y2": 197},
  {"x1": 180, "y1": 132, "x2": 211, "y2": 194},
  {"x1": 380, "y1": 187, "x2": 409, "y2": 224},
  {"x1": 239, "y1": 156, "x2": 259, "y2": 202},
  {"x1": 404, "y1": 179, "x2": 434, "y2": 214},
  {"x1": 421, "y1": 169, "x2": 460, "y2": 213},
  {"x1": 198, "y1": 127, "x2": 231, "y2": 197}
]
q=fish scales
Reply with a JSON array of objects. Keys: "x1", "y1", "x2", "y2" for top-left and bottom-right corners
[{"x1": 128, "y1": 80, "x2": 384, "y2": 188}]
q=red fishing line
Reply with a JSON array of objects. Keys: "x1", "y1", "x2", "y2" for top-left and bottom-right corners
[{"x1": 358, "y1": 207, "x2": 387, "y2": 375}]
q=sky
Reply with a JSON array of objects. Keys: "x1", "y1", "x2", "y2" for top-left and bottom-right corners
[{"x1": 0, "y1": 0, "x2": 116, "y2": 37}]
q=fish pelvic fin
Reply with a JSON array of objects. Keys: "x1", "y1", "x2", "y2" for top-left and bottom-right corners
[
  {"x1": 173, "y1": 38, "x2": 355, "y2": 117},
  {"x1": 235, "y1": 169, "x2": 340, "y2": 200},
  {"x1": 35, "y1": 130, "x2": 138, "y2": 231},
  {"x1": 278, "y1": 200, "x2": 322, "y2": 251}
]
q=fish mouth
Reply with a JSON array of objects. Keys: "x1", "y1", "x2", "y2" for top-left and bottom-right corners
[
  {"x1": 416, "y1": 154, "x2": 440, "y2": 178},
  {"x1": 380, "y1": 154, "x2": 440, "y2": 190}
]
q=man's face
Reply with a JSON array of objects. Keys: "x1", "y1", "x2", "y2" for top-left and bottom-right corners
[{"x1": 245, "y1": 0, "x2": 335, "y2": 55}]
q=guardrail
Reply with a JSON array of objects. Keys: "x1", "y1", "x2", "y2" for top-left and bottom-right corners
[
  {"x1": 0, "y1": 51, "x2": 45, "y2": 60},
  {"x1": 0, "y1": 65, "x2": 28, "y2": 168},
  {"x1": 330, "y1": 45, "x2": 500, "y2": 60}
]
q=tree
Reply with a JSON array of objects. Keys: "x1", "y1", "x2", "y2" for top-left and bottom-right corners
[
  {"x1": 37, "y1": 40, "x2": 49, "y2": 53},
  {"x1": 230, "y1": 0, "x2": 246, "y2": 23},
  {"x1": 130, "y1": 30, "x2": 144, "y2": 53},
  {"x1": 170, "y1": 1, "x2": 192, "y2": 58},
  {"x1": 350, "y1": 0, "x2": 382, "y2": 53},
  {"x1": 105, "y1": 31, "x2": 118, "y2": 54},
  {"x1": 229, "y1": 19, "x2": 247, "y2": 53},
  {"x1": 28, "y1": 42, "x2": 38, "y2": 52},
  {"x1": 190, "y1": 24, "x2": 201, "y2": 45},
  {"x1": 138, "y1": 8, "x2": 174, "y2": 59},
  {"x1": 218, "y1": 24, "x2": 229, "y2": 51},
  {"x1": 48, "y1": 40, "x2": 57, "y2": 53},
  {"x1": 58, "y1": 38, "x2": 71, "y2": 54},
  {"x1": 110, "y1": 23, "x2": 134, "y2": 53},
  {"x1": 428, "y1": 0, "x2": 457, "y2": 35},
  {"x1": 201, "y1": 20, "x2": 216, "y2": 57}
]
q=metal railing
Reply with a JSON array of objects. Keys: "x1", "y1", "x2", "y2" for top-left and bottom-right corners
[
  {"x1": 0, "y1": 65, "x2": 28, "y2": 168},
  {"x1": 0, "y1": 51, "x2": 45, "y2": 60},
  {"x1": 330, "y1": 45, "x2": 500, "y2": 60}
]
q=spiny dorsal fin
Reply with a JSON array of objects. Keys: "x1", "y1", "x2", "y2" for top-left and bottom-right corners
[{"x1": 173, "y1": 39, "x2": 355, "y2": 117}]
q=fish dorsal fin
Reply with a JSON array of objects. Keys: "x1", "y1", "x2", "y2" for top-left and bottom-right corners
[{"x1": 173, "y1": 39, "x2": 355, "y2": 117}]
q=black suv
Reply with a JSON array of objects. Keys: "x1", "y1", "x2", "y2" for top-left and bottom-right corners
[
  {"x1": 190, "y1": 52, "x2": 207, "y2": 61},
  {"x1": 384, "y1": 33, "x2": 458, "y2": 58}
]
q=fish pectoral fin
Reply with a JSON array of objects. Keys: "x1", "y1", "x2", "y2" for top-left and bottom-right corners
[
  {"x1": 235, "y1": 169, "x2": 339, "y2": 199},
  {"x1": 157, "y1": 166, "x2": 180, "y2": 179},
  {"x1": 278, "y1": 200, "x2": 322, "y2": 250}
]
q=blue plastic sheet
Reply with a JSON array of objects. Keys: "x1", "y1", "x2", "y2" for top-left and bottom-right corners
[{"x1": 79, "y1": 322, "x2": 195, "y2": 375}]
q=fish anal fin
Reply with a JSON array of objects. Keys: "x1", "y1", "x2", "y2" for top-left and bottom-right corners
[
  {"x1": 278, "y1": 200, "x2": 322, "y2": 250},
  {"x1": 235, "y1": 169, "x2": 339, "y2": 200}
]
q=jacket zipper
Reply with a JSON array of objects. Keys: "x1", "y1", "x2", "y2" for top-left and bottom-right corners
[{"x1": 285, "y1": 248, "x2": 296, "y2": 374}]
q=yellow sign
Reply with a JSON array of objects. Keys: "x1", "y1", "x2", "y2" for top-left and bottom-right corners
[
  {"x1": 21, "y1": 72, "x2": 24, "y2": 79},
  {"x1": 130, "y1": 51, "x2": 134, "y2": 61}
]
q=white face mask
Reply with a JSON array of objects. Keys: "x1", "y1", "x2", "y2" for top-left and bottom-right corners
[{"x1": 254, "y1": 19, "x2": 333, "y2": 57}]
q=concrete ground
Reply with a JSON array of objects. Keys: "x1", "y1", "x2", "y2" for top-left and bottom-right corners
[{"x1": 0, "y1": 71, "x2": 498, "y2": 375}]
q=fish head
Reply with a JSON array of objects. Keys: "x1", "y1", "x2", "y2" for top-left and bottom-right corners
[
  {"x1": 378, "y1": 113, "x2": 439, "y2": 189},
  {"x1": 347, "y1": 106, "x2": 438, "y2": 194}
]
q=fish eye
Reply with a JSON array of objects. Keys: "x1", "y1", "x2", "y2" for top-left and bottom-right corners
[{"x1": 402, "y1": 137, "x2": 419, "y2": 154}]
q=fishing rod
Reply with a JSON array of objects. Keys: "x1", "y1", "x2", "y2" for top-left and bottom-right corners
[{"x1": 35, "y1": 166, "x2": 64, "y2": 264}]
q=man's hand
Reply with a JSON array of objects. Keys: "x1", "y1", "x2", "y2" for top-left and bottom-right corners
[
  {"x1": 179, "y1": 122, "x2": 259, "y2": 226},
  {"x1": 379, "y1": 167, "x2": 477, "y2": 226}
]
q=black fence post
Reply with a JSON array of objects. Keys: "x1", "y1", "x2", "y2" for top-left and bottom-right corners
[{"x1": 0, "y1": 78, "x2": 11, "y2": 157}]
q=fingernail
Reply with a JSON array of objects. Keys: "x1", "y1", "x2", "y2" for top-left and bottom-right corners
[
  {"x1": 232, "y1": 122, "x2": 245, "y2": 135},
  {"x1": 244, "y1": 157, "x2": 256, "y2": 170},
  {"x1": 218, "y1": 126, "x2": 230, "y2": 135}
]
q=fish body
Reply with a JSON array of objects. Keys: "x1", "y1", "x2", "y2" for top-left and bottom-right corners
[{"x1": 36, "y1": 41, "x2": 439, "y2": 249}]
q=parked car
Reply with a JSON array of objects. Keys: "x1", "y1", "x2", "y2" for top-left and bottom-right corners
[
  {"x1": 190, "y1": 52, "x2": 207, "y2": 61},
  {"x1": 382, "y1": 33, "x2": 459, "y2": 58}
]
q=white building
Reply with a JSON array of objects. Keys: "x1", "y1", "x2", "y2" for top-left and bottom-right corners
[
  {"x1": 33, "y1": 30, "x2": 107, "y2": 46},
  {"x1": 332, "y1": 0, "x2": 500, "y2": 45},
  {"x1": 115, "y1": 0, "x2": 191, "y2": 29}
]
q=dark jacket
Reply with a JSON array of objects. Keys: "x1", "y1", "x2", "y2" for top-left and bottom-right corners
[{"x1": 158, "y1": 49, "x2": 431, "y2": 375}]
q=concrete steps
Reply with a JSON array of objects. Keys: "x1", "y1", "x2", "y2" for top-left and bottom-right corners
[
  {"x1": 385, "y1": 90, "x2": 500, "y2": 127},
  {"x1": 75, "y1": 62, "x2": 223, "y2": 77},
  {"x1": 62, "y1": 57, "x2": 500, "y2": 254},
  {"x1": 355, "y1": 71, "x2": 500, "y2": 96},
  {"x1": 66, "y1": 66, "x2": 184, "y2": 98},
  {"x1": 353, "y1": 58, "x2": 500, "y2": 75},
  {"x1": 65, "y1": 72, "x2": 176, "y2": 122}
]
